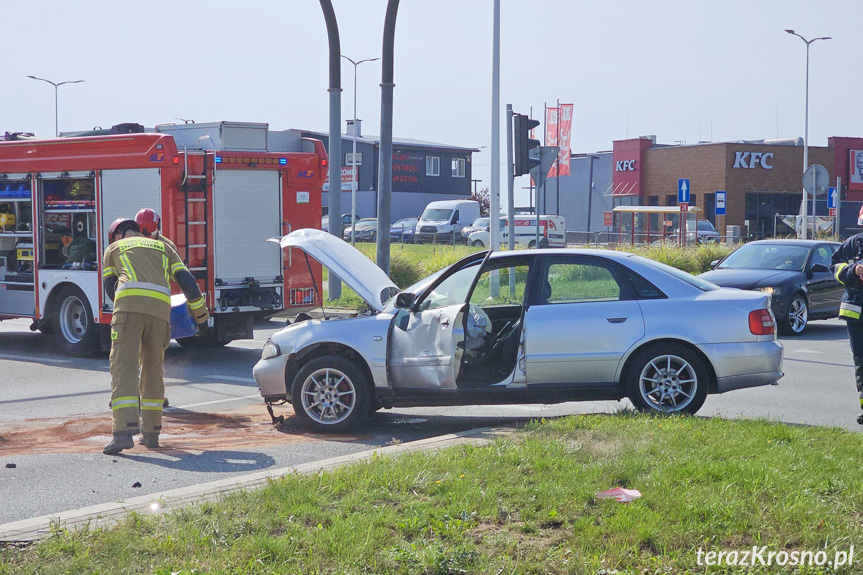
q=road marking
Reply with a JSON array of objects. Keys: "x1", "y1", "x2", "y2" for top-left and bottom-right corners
[
  {"x1": 173, "y1": 394, "x2": 261, "y2": 410},
  {"x1": 787, "y1": 348, "x2": 823, "y2": 354},
  {"x1": 203, "y1": 375, "x2": 257, "y2": 384},
  {"x1": 0, "y1": 354, "x2": 70, "y2": 364}
]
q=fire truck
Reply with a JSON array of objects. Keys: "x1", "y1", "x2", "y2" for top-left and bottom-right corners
[{"x1": 0, "y1": 121, "x2": 326, "y2": 356}]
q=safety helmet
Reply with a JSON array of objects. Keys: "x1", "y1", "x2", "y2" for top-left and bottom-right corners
[
  {"x1": 135, "y1": 208, "x2": 160, "y2": 237},
  {"x1": 108, "y1": 218, "x2": 139, "y2": 243},
  {"x1": 858, "y1": 205, "x2": 863, "y2": 227}
]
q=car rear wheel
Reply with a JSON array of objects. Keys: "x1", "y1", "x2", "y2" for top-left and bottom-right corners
[
  {"x1": 290, "y1": 356, "x2": 370, "y2": 433},
  {"x1": 626, "y1": 344, "x2": 708, "y2": 415},
  {"x1": 780, "y1": 295, "x2": 808, "y2": 335},
  {"x1": 471, "y1": 240, "x2": 485, "y2": 247}
]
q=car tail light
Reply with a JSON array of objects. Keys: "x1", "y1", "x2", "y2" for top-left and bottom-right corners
[{"x1": 749, "y1": 308, "x2": 776, "y2": 335}]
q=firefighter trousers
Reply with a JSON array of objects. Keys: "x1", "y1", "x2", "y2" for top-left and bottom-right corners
[{"x1": 109, "y1": 311, "x2": 171, "y2": 435}]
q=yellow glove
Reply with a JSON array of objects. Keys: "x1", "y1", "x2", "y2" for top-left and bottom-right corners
[{"x1": 187, "y1": 296, "x2": 209, "y2": 324}]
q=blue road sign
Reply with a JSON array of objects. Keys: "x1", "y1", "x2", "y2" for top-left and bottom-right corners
[
  {"x1": 828, "y1": 187, "x2": 838, "y2": 210},
  {"x1": 715, "y1": 190, "x2": 727, "y2": 215},
  {"x1": 678, "y1": 179, "x2": 690, "y2": 204}
]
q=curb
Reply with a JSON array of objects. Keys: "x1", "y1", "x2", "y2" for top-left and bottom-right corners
[{"x1": 0, "y1": 426, "x2": 513, "y2": 543}]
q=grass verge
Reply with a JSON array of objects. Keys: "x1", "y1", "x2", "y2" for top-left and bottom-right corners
[{"x1": 3, "y1": 414, "x2": 863, "y2": 574}]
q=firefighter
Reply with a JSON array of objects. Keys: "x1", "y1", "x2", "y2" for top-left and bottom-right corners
[
  {"x1": 102, "y1": 217, "x2": 209, "y2": 454},
  {"x1": 135, "y1": 208, "x2": 177, "y2": 253},
  {"x1": 830, "y1": 205, "x2": 863, "y2": 425}
]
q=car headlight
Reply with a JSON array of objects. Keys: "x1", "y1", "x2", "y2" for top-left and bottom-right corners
[
  {"x1": 758, "y1": 287, "x2": 781, "y2": 296},
  {"x1": 261, "y1": 341, "x2": 281, "y2": 360}
]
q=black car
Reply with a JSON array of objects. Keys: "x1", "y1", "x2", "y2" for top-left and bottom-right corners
[{"x1": 698, "y1": 239, "x2": 841, "y2": 335}]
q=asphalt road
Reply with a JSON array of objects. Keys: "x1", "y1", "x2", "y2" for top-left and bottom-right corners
[{"x1": 0, "y1": 316, "x2": 859, "y2": 526}]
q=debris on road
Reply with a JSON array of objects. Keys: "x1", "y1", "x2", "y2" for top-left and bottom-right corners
[{"x1": 595, "y1": 487, "x2": 642, "y2": 502}]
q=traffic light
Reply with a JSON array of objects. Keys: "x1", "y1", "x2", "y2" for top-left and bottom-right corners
[{"x1": 513, "y1": 113, "x2": 541, "y2": 176}]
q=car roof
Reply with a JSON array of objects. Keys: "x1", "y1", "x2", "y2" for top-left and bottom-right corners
[{"x1": 743, "y1": 239, "x2": 839, "y2": 247}]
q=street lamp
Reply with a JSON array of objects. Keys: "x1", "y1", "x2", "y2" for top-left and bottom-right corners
[
  {"x1": 341, "y1": 55, "x2": 380, "y2": 246},
  {"x1": 26, "y1": 76, "x2": 85, "y2": 137},
  {"x1": 785, "y1": 30, "x2": 831, "y2": 239}
]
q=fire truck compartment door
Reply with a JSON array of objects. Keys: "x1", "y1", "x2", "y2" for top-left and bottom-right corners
[
  {"x1": 100, "y1": 169, "x2": 162, "y2": 243},
  {"x1": 213, "y1": 170, "x2": 282, "y2": 284}
]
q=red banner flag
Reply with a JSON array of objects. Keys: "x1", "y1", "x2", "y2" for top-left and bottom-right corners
[{"x1": 557, "y1": 104, "x2": 573, "y2": 176}]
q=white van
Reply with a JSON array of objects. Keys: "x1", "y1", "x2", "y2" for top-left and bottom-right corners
[
  {"x1": 415, "y1": 200, "x2": 481, "y2": 243},
  {"x1": 468, "y1": 214, "x2": 566, "y2": 248}
]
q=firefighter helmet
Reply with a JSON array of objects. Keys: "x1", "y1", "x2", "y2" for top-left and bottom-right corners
[
  {"x1": 108, "y1": 218, "x2": 139, "y2": 243},
  {"x1": 135, "y1": 208, "x2": 161, "y2": 237}
]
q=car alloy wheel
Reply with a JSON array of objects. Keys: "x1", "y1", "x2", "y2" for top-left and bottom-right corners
[
  {"x1": 301, "y1": 367, "x2": 356, "y2": 423},
  {"x1": 626, "y1": 344, "x2": 708, "y2": 415},
  {"x1": 638, "y1": 354, "x2": 697, "y2": 412},
  {"x1": 786, "y1": 296, "x2": 808, "y2": 335},
  {"x1": 290, "y1": 355, "x2": 370, "y2": 432}
]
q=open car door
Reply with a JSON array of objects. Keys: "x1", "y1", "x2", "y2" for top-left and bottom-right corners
[{"x1": 388, "y1": 253, "x2": 488, "y2": 391}]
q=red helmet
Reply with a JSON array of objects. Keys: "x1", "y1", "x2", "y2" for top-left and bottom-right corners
[
  {"x1": 135, "y1": 208, "x2": 161, "y2": 237},
  {"x1": 108, "y1": 218, "x2": 139, "y2": 243}
]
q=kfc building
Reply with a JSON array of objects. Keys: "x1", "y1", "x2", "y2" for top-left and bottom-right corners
[{"x1": 605, "y1": 135, "x2": 863, "y2": 239}]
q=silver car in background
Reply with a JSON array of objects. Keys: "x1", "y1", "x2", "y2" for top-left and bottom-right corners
[{"x1": 254, "y1": 230, "x2": 783, "y2": 433}]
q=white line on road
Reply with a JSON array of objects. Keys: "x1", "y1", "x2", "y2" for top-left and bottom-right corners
[
  {"x1": 203, "y1": 375, "x2": 257, "y2": 384},
  {"x1": 0, "y1": 354, "x2": 70, "y2": 364},
  {"x1": 173, "y1": 394, "x2": 261, "y2": 410}
]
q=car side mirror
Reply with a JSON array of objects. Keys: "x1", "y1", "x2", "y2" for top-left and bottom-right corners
[
  {"x1": 710, "y1": 259, "x2": 720, "y2": 270},
  {"x1": 810, "y1": 263, "x2": 830, "y2": 274},
  {"x1": 395, "y1": 292, "x2": 417, "y2": 310}
]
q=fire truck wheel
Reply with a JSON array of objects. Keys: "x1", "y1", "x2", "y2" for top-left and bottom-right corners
[{"x1": 51, "y1": 285, "x2": 100, "y2": 357}]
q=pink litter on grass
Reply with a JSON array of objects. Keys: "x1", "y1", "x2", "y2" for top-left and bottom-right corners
[{"x1": 595, "y1": 487, "x2": 642, "y2": 502}]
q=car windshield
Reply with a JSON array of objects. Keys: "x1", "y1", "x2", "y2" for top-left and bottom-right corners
[
  {"x1": 392, "y1": 218, "x2": 416, "y2": 227},
  {"x1": 382, "y1": 268, "x2": 447, "y2": 311},
  {"x1": 471, "y1": 218, "x2": 490, "y2": 228},
  {"x1": 718, "y1": 244, "x2": 810, "y2": 271},
  {"x1": 422, "y1": 208, "x2": 453, "y2": 221},
  {"x1": 633, "y1": 255, "x2": 719, "y2": 291}
]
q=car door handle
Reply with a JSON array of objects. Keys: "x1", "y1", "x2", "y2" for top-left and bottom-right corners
[
  {"x1": 441, "y1": 318, "x2": 450, "y2": 328},
  {"x1": 606, "y1": 316, "x2": 627, "y2": 324}
]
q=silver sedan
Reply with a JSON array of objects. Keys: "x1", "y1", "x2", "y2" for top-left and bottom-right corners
[{"x1": 254, "y1": 230, "x2": 783, "y2": 433}]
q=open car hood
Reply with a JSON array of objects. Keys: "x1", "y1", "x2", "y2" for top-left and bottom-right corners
[{"x1": 271, "y1": 229, "x2": 398, "y2": 312}]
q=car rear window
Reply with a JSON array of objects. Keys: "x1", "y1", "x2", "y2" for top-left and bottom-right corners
[{"x1": 632, "y1": 255, "x2": 719, "y2": 292}]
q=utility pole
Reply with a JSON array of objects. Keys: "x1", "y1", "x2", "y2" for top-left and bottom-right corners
[{"x1": 376, "y1": 0, "x2": 400, "y2": 275}]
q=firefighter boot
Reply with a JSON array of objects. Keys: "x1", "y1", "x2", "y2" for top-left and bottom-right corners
[
  {"x1": 138, "y1": 433, "x2": 160, "y2": 449},
  {"x1": 103, "y1": 432, "x2": 134, "y2": 455}
]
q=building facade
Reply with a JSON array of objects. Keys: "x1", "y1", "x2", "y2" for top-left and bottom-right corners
[{"x1": 303, "y1": 121, "x2": 478, "y2": 223}]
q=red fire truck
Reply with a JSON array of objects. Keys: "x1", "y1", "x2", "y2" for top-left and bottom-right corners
[{"x1": 0, "y1": 121, "x2": 326, "y2": 356}]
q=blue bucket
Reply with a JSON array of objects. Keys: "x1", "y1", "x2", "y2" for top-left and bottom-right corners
[{"x1": 170, "y1": 294, "x2": 197, "y2": 339}]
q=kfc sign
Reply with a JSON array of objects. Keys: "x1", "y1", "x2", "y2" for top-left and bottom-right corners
[
  {"x1": 615, "y1": 160, "x2": 636, "y2": 172},
  {"x1": 732, "y1": 151, "x2": 773, "y2": 169}
]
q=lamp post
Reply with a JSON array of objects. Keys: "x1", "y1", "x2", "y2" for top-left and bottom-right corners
[
  {"x1": 341, "y1": 55, "x2": 379, "y2": 246},
  {"x1": 785, "y1": 30, "x2": 831, "y2": 239},
  {"x1": 26, "y1": 76, "x2": 85, "y2": 137}
]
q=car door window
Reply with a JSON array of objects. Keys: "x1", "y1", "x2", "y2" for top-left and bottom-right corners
[
  {"x1": 418, "y1": 261, "x2": 481, "y2": 311},
  {"x1": 811, "y1": 245, "x2": 833, "y2": 269},
  {"x1": 469, "y1": 263, "x2": 531, "y2": 307},
  {"x1": 540, "y1": 259, "x2": 624, "y2": 304}
]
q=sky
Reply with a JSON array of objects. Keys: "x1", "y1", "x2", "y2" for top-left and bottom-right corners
[{"x1": 1, "y1": 0, "x2": 858, "y2": 207}]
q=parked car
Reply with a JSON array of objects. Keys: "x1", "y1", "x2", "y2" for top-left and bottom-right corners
[
  {"x1": 460, "y1": 217, "x2": 493, "y2": 241},
  {"x1": 698, "y1": 239, "x2": 841, "y2": 335},
  {"x1": 671, "y1": 219, "x2": 720, "y2": 244},
  {"x1": 343, "y1": 218, "x2": 377, "y2": 242},
  {"x1": 390, "y1": 218, "x2": 419, "y2": 243},
  {"x1": 322, "y1": 213, "x2": 357, "y2": 234},
  {"x1": 254, "y1": 229, "x2": 783, "y2": 432}
]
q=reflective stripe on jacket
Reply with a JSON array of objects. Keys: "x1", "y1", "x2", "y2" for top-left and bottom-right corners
[{"x1": 831, "y1": 233, "x2": 863, "y2": 323}]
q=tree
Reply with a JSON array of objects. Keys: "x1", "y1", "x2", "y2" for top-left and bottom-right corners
[{"x1": 471, "y1": 186, "x2": 490, "y2": 216}]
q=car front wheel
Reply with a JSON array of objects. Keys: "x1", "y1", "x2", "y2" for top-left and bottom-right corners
[
  {"x1": 626, "y1": 344, "x2": 708, "y2": 415},
  {"x1": 290, "y1": 356, "x2": 370, "y2": 433},
  {"x1": 471, "y1": 240, "x2": 485, "y2": 247},
  {"x1": 780, "y1": 295, "x2": 808, "y2": 335}
]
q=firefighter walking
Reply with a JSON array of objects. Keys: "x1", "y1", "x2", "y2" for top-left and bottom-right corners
[
  {"x1": 830, "y1": 206, "x2": 863, "y2": 425},
  {"x1": 102, "y1": 218, "x2": 209, "y2": 454}
]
